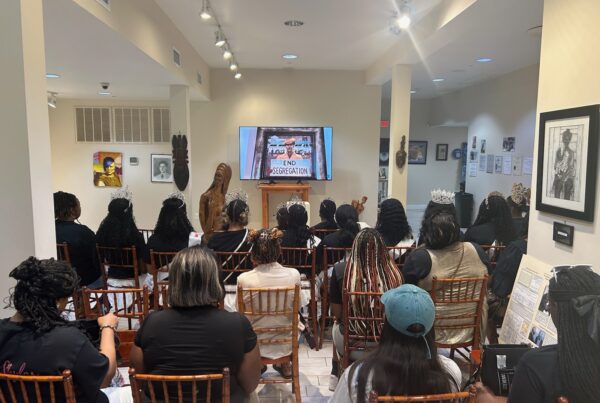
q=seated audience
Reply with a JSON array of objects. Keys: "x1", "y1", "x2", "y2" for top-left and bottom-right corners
[
  {"x1": 465, "y1": 192, "x2": 517, "y2": 246},
  {"x1": 237, "y1": 228, "x2": 304, "y2": 379},
  {"x1": 275, "y1": 204, "x2": 290, "y2": 231},
  {"x1": 416, "y1": 190, "x2": 462, "y2": 246},
  {"x1": 329, "y1": 228, "x2": 403, "y2": 390},
  {"x1": 96, "y1": 191, "x2": 150, "y2": 287},
  {"x1": 282, "y1": 203, "x2": 316, "y2": 248},
  {"x1": 330, "y1": 284, "x2": 461, "y2": 402},
  {"x1": 130, "y1": 246, "x2": 261, "y2": 403},
  {"x1": 506, "y1": 183, "x2": 528, "y2": 236},
  {"x1": 476, "y1": 266, "x2": 600, "y2": 403},
  {"x1": 310, "y1": 199, "x2": 338, "y2": 231},
  {"x1": 315, "y1": 204, "x2": 360, "y2": 274},
  {"x1": 376, "y1": 198, "x2": 413, "y2": 247},
  {"x1": 0, "y1": 257, "x2": 118, "y2": 403},
  {"x1": 147, "y1": 192, "x2": 194, "y2": 254},
  {"x1": 403, "y1": 210, "x2": 490, "y2": 346},
  {"x1": 53, "y1": 191, "x2": 103, "y2": 288}
]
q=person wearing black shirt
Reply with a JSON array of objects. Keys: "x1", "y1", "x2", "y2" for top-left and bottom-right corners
[
  {"x1": 314, "y1": 204, "x2": 359, "y2": 274},
  {"x1": 464, "y1": 193, "x2": 517, "y2": 246},
  {"x1": 310, "y1": 199, "x2": 338, "y2": 231},
  {"x1": 53, "y1": 191, "x2": 103, "y2": 288},
  {"x1": 130, "y1": 246, "x2": 261, "y2": 403},
  {"x1": 0, "y1": 257, "x2": 119, "y2": 403},
  {"x1": 147, "y1": 193, "x2": 195, "y2": 257}
]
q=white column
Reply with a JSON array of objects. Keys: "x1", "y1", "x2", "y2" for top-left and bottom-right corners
[
  {"x1": 169, "y1": 85, "x2": 194, "y2": 223},
  {"x1": 387, "y1": 65, "x2": 412, "y2": 206},
  {"x1": 0, "y1": 0, "x2": 56, "y2": 311}
]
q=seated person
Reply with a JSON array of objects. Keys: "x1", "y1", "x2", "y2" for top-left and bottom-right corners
[
  {"x1": 130, "y1": 246, "x2": 261, "y2": 403},
  {"x1": 147, "y1": 192, "x2": 195, "y2": 254},
  {"x1": 403, "y1": 210, "x2": 490, "y2": 347},
  {"x1": 329, "y1": 228, "x2": 403, "y2": 390},
  {"x1": 506, "y1": 183, "x2": 528, "y2": 237},
  {"x1": 330, "y1": 284, "x2": 462, "y2": 402},
  {"x1": 475, "y1": 266, "x2": 600, "y2": 403},
  {"x1": 416, "y1": 189, "x2": 463, "y2": 246},
  {"x1": 282, "y1": 203, "x2": 316, "y2": 249},
  {"x1": 275, "y1": 204, "x2": 290, "y2": 231},
  {"x1": 237, "y1": 228, "x2": 305, "y2": 379},
  {"x1": 96, "y1": 190, "x2": 150, "y2": 288},
  {"x1": 54, "y1": 191, "x2": 103, "y2": 288},
  {"x1": 465, "y1": 192, "x2": 517, "y2": 246},
  {"x1": 310, "y1": 199, "x2": 338, "y2": 231},
  {"x1": 0, "y1": 257, "x2": 118, "y2": 403},
  {"x1": 375, "y1": 198, "x2": 413, "y2": 248},
  {"x1": 315, "y1": 204, "x2": 360, "y2": 274}
]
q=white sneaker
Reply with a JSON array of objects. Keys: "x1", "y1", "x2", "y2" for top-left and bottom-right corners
[{"x1": 328, "y1": 374, "x2": 339, "y2": 391}]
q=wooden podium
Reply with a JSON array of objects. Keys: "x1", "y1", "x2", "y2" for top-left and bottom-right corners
[{"x1": 258, "y1": 183, "x2": 310, "y2": 228}]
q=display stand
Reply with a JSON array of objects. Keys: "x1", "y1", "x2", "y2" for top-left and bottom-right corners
[{"x1": 258, "y1": 183, "x2": 310, "y2": 228}]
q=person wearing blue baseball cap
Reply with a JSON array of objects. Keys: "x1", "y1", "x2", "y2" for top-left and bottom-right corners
[{"x1": 330, "y1": 284, "x2": 461, "y2": 403}]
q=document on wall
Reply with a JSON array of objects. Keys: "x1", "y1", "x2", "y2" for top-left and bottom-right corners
[
  {"x1": 468, "y1": 162, "x2": 478, "y2": 177},
  {"x1": 494, "y1": 156, "x2": 503, "y2": 173},
  {"x1": 479, "y1": 155, "x2": 487, "y2": 171},
  {"x1": 499, "y1": 255, "x2": 557, "y2": 347},
  {"x1": 523, "y1": 157, "x2": 533, "y2": 175},
  {"x1": 512, "y1": 156, "x2": 523, "y2": 176},
  {"x1": 486, "y1": 154, "x2": 495, "y2": 173},
  {"x1": 503, "y1": 155, "x2": 512, "y2": 175}
]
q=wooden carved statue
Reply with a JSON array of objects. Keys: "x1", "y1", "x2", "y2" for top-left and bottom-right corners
[
  {"x1": 396, "y1": 135, "x2": 407, "y2": 169},
  {"x1": 199, "y1": 163, "x2": 232, "y2": 239},
  {"x1": 351, "y1": 196, "x2": 368, "y2": 216},
  {"x1": 172, "y1": 134, "x2": 189, "y2": 191}
]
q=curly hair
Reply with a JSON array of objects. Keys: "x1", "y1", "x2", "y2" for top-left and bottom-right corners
[
  {"x1": 417, "y1": 201, "x2": 458, "y2": 245},
  {"x1": 376, "y1": 198, "x2": 412, "y2": 246},
  {"x1": 9, "y1": 257, "x2": 79, "y2": 335},
  {"x1": 53, "y1": 191, "x2": 78, "y2": 220},
  {"x1": 472, "y1": 194, "x2": 517, "y2": 244},
  {"x1": 153, "y1": 197, "x2": 194, "y2": 242},
  {"x1": 248, "y1": 228, "x2": 283, "y2": 265},
  {"x1": 221, "y1": 200, "x2": 249, "y2": 230},
  {"x1": 96, "y1": 198, "x2": 140, "y2": 247}
]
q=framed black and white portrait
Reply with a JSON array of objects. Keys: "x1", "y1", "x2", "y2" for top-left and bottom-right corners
[
  {"x1": 536, "y1": 105, "x2": 599, "y2": 221},
  {"x1": 151, "y1": 154, "x2": 173, "y2": 183},
  {"x1": 436, "y1": 144, "x2": 448, "y2": 161}
]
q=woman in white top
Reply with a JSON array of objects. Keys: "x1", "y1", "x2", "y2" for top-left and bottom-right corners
[{"x1": 330, "y1": 284, "x2": 462, "y2": 403}]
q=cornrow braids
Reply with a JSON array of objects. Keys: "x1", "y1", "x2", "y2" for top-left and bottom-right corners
[
  {"x1": 248, "y1": 228, "x2": 283, "y2": 265},
  {"x1": 9, "y1": 257, "x2": 79, "y2": 335},
  {"x1": 343, "y1": 228, "x2": 403, "y2": 338},
  {"x1": 53, "y1": 191, "x2": 78, "y2": 220}
]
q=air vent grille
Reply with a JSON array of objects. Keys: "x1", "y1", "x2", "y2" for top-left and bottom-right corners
[
  {"x1": 113, "y1": 107, "x2": 150, "y2": 143},
  {"x1": 75, "y1": 107, "x2": 111, "y2": 142},
  {"x1": 152, "y1": 108, "x2": 171, "y2": 142}
]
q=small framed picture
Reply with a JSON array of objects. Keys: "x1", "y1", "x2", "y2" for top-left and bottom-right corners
[
  {"x1": 436, "y1": 144, "x2": 448, "y2": 161},
  {"x1": 408, "y1": 141, "x2": 428, "y2": 165},
  {"x1": 151, "y1": 154, "x2": 173, "y2": 183}
]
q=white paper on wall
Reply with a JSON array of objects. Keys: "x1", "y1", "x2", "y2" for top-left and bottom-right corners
[
  {"x1": 469, "y1": 162, "x2": 478, "y2": 177},
  {"x1": 503, "y1": 155, "x2": 512, "y2": 175},
  {"x1": 479, "y1": 155, "x2": 486, "y2": 171},
  {"x1": 486, "y1": 154, "x2": 494, "y2": 173},
  {"x1": 523, "y1": 157, "x2": 533, "y2": 175},
  {"x1": 494, "y1": 156, "x2": 503, "y2": 173},
  {"x1": 513, "y1": 156, "x2": 523, "y2": 176}
]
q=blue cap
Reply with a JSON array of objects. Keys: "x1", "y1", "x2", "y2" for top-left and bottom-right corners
[{"x1": 381, "y1": 284, "x2": 435, "y2": 338}]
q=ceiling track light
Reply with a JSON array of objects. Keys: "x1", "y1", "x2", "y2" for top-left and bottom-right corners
[
  {"x1": 223, "y1": 47, "x2": 232, "y2": 60},
  {"x1": 229, "y1": 61, "x2": 238, "y2": 71},
  {"x1": 214, "y1": 30, "x2": 226, "y2": 47},
  {"x1": 234, "y1": 72, "x2": 242, "y2": 80},
  {"x1": 200, "y1": 0, "x2": 211, "y2": 20}
]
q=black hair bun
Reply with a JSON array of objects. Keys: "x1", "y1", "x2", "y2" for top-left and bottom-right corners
[{"x1": 9, "y1": 257, "x2": 42, "y2": 282}]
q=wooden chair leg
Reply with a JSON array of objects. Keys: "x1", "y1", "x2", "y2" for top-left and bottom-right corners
[
  {"x1": 311, "y1": 289, "x2": 319, "y2": 351},
  {"x1": 319, "y1": 283, "x2": 328, "y2": 350}
]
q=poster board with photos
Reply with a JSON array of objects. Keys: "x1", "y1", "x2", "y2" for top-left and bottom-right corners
[
  {"x1": 536, "y1": 105, "x2": 599, "y2": 221},
  {"x1": 499, "y1": 255, "x2": 557, "y2": 347}
]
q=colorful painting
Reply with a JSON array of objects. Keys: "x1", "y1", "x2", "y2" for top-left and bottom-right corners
[{"x1": 93, "y1": 151, "x2": 122, "y2": 187}]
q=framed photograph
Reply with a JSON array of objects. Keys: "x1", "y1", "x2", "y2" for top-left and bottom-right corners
[
  {"x1": 379, "y1": 138, "x2": 390, "y2": 166},
  {"x1": 408, "y1": 141, "x2": 427, "y2": 164},
  {"x1": 151, "y1": 154, "x2": 173, "y2": 183},
  {"x1": 536, "y1": 105, "x2": 599, "y2": 221},
  {"x1": 436, "y1": 144, "x2": 448, "y2": 161}
]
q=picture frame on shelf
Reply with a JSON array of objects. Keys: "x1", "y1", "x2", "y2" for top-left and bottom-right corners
[
  {"x1": 408, "y1": 141, "x2": 428, "y2": 165},
  {"x1": 536, "y1": 105, "x2": 599, "y2": 221},
  {"x1": 436, "y1": 144, "x2": 448, "y2": 161}
]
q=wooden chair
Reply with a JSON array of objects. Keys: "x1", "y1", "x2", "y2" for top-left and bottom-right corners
[
  {"x1": 149, "y1": 250, "x2": 178, "y2": 310},
  {"x1": 96, "y1": 245, "x2": 140, "y2": 287},
  {"x1": 139, "y1": 228, "x2": 154, "y2": 243},
  {"x1": 237, "y1": 285, "x2": 301, "y2": 403},
  {"x1": 214, "y1": 251, "x2": 253, "y2": 284},
  {"x1": 341, "y1": 290, "x2": 385, "y2": 370},
  {"x1": 0, "y1": 369, "x2": 76, "y2": 403},
  {"x1": 429, "y1": 276, "x2": 488, "y2": 361},
  {"x1": 386, "y1": 245, "x2": 416, "y2": 271},
  {"x1": 56, "y1": 242, "x2": 87, "y2": 319},
  {"x1": 369, "y1": 388, "x2": 476, "y2": 402},
  {"x1": 480, "y1": 244, "x2": 507, "y2": 271},
  {"x1": 56, "y1": 243, "x2": 72, "y2": 265},
  {"x1": 80, "y1": 287, "x2": 150, "y2": 366},
  {"x1": 129, "y1": 368, "x2": 230, "y2": 403},
  {"x1": 320, "y1": 246, "x2": 352, "y2": 349},
  {"x1": 311, "y1": 228, "x2": 337, "y2": 241},
  {"x1": 280, "y1": 246, "x2": 318, "y2": 349}
]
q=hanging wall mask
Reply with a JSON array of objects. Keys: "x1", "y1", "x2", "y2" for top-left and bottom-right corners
[
  {"x1": 172, "y1": 134, "x2": 189, "y2": 191},
  {"x1": 396, "y1": 135, "x2": 407, "y2": 169}
]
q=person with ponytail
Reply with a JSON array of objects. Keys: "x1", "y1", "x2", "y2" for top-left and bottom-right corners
[
  {"x1": 0, "y1": 257, "x2": 118, "y2": 402},
  {"x1": 310, "y1": 199, "x2": 338, "y2": 231},
  {"x1": 148, "y1": 192, "x2": 195, "y2": 253},
  {"x1": 53, "y1": 191, "x2": 103, "y2": 288},
  {"x1": 236, "y1": 228, "x2": 304, "y2": 378},
  {"x1": 330, "y1": 285, "x2": 461, "y2": 403},
  {"x1": 315, "y1": 204, "x2": 360, "y2": 274},
  {"x1": 476, "y1": 266, "x2": 600, "y2": 403}
]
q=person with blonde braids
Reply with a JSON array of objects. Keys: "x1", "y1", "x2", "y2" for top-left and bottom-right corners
[
  {"x1": 328, "y1": 228, "x2": 403, "y2": 389},
  {"x1": 236, "y1": 228, "x2": 304, "y2": 378}
]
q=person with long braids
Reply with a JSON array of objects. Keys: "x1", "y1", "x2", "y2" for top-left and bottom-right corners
[
  {"x1": 310, "y1": 199, "x2": 338, "y2": 231},
  {"x1": 476, "y1": 266, "x2": 600, "y2": 403},
  {"x1": 54, "y1": 191, "x2": 103, "y2": 288},
  {"x1": 328, "y1": 228, "x2": 403, "y2": 390},
  {"x1": 0, "y1": 257, "x2": 119, "y2": 402},
  {"x1": 330, "y1": 284, "x2": 462, "y2": 403},
  {"x1": 465, "y1": 192, "x2": 518, "y2": 246}
]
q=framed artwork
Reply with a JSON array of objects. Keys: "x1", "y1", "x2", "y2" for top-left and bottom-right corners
[
  {"x1": 379, "y1": 138, "x2": 390, "y2": 166},
  {"x1": 436, "y1": 144, "x2": 448, "y2": 161},
  {"x1": 151, "y1": 154, "x2": 173, "y2": 183},
  {"x1": 93, "y1": 151, "x2": 122, "y2": 187},
  {"x1": 408, "y1": 141, "x2": 427, "y2": 165},
  {"x1": 536, "y1": 105, "x2": 599, "y2": 221}
]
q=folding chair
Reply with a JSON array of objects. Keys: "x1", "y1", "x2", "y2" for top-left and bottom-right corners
[{"x1": 0, "y1": 369, "x2": 76, "y2": 403}]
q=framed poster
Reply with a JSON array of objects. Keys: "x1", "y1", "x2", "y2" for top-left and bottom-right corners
[
  {"x1": 536, "y1": 105, "x2": 599, "y2": 221},
  {"x1": 151, "y1": 154, "x2": 174, "y2": 183},
  {"x1": 436, "y1": 144, "x2": 448, "y2": 161},
  {"x1": 93, "y1": 151, "x2": 122, "y2": 187},
  {"x1": 408, "y1": 141, "x2": 427, "y2": 164}
]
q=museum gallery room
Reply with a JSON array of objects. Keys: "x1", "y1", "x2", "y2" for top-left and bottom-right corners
[{"x1": 3, "y1": 0, "x2": 600, "y2": 402}]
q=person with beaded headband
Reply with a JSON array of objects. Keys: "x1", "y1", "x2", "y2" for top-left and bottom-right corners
[
  {"x1": 199, "y1": 163, "x2": 232, "y2": 240},
  {"x1": 403, "y1": 191, "x2": 491, "y2": 348},
  {"x1": 236, "y1": 228, "x2": 306, "y2": 378},
  {"x1": 465, "y1": 191, "x2": 517, "y2": 246}
]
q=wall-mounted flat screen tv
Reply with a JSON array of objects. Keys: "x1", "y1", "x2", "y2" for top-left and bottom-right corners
[{"x1": 239, "y1": 126, "x2": 332, "y2": 180}]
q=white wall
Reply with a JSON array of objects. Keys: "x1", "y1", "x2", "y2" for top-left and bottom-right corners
[
  {"x1": 49, "y1": 98, "x2": 174, "y2": 231},
  {"x1": 429, "y1": 64, "x2": 539, "y2": 211},
  {"x1": 528, "y1": 0, "x2": 600, "y2": 265},
  {"x1": 407, "y1": 99, "x2": 467, "y2": 204},
  {"x1": 190, "y1": 69, "x2": 382, "y2": 229}
]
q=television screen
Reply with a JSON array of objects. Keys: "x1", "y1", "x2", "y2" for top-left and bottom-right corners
[{"x1": 240, "y1": 126, "x2": 332, "y2": 180}]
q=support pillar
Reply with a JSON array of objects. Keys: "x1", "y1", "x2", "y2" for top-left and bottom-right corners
[{"x1": 387, "y1": 65, "x2": 412, "y2": 206}]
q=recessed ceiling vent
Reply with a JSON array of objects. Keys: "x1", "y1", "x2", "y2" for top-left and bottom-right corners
[{"x1": 172, "y1": 48, "x2": 181, "y2": 67}]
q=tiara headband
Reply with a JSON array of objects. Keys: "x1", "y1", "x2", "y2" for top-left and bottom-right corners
[
  {"x1": 166, "y1": 191, "x2": 186, "y2": 208},
  {"x1": 430, "y1": 189, "x2": 455, "y2": 205},
  {"x1": 225, "y1": 188, "x2": 249, "y2": 207},
  {"x1": 485, "y1": 191, "x2": 504, "y2": 208},
  {"x1": 110, "y1": 186, "x2": 132, "y2": 212}
]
